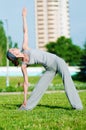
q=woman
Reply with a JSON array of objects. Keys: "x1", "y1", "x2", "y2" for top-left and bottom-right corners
[{"x1": 7, "y1": 8, "x2": 83, "y2": 110}]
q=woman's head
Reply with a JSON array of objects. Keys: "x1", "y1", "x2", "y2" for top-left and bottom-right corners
[
  {"x1": 6, "y1": 48, "x2": 23, "y2": 66},
  {"x1": 7, "y1": 50, "x2": 19, "y2": 66}
]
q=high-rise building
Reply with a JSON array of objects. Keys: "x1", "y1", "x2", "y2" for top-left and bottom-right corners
[{"x1": 35, "y1": 0, "x2": 70, "y2": 50}]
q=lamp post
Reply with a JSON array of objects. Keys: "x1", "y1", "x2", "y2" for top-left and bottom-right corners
[{"x1": 5, "y1": 19, "x2": 9, "y2": 87}]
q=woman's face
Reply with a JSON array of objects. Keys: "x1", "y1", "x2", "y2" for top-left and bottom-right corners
[
  {"x1": 9, "y1": 48, "x2": 24, "y2": 58},
  {"x1": 9, "y1": 48, "x2": 20, "y2": 57}
]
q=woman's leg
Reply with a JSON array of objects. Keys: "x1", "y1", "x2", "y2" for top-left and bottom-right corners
[
  {"x1": 56, "y1": 57, "x2": 83, "y2": 110},
  {"x1": 20, "y1": 70, "x2": 55, "y2": 110}
]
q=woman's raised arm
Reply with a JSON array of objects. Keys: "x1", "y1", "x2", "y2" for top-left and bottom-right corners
[{"x1": 22, "y1": 8, "x2": 29, "y2": 50}]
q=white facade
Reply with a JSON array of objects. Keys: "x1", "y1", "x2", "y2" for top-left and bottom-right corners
[{"x1": 35, "y1": 0, "x2": 70, "y2": 50}]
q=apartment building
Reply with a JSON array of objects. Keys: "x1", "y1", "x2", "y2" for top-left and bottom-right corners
[{"x1": 35, "y1": 0, "x2": 70, "y2": 50}]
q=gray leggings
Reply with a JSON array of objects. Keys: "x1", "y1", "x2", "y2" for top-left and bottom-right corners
[{"x1": 21, "y1": 57, "x2": 83, "y2": 110}]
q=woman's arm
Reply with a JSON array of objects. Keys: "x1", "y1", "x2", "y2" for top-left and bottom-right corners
[
  {"x1": 21, "y1": 64, "x2": 29, "y2": 106},
  {"x1": 22, "y1": 8, "x2": 29, "y2": 50}
]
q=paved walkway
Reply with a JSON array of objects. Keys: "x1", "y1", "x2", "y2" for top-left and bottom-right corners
[{"x1": 0, "y1": 90, "x2": 86, "y2": 95}]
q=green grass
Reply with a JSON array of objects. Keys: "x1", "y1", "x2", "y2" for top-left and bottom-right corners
[
  {"x1": 0, "y1": 91, "x2": 86, "y2": 130},
  {"x1": 0, "y1": 75, "x2": 86, "y2": 92}
]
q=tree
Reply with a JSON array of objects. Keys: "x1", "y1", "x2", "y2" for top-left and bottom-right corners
[
  {"x1": 75, "y1": 42, "x2": 86, "y2": 82},
  {"x1": 8, "y1": 36, "x2": 18, "y2": 49},
  {"x1": 0, "y1": 21, "x2": 7, "y2": 66},
  {"x1": 46, "y1": 36, "x2": 82, "y2": 66},
  {"x1": 0, "y1": 21, "x2": 19, "y2": 66}
]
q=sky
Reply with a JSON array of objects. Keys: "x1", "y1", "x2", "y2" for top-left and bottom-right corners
[{"x1": 0, "y1": 0, "x2": 86, "y2": 49}]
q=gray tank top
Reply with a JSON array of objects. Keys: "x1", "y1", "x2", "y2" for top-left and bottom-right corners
[{"x1": 22, "y1": 49, "x2": 57, "y2": 69}]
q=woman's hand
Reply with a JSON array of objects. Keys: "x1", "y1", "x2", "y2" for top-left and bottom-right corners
[
  {"x1": 22, "y1": 100, "x2": 27, "y2": 106},
  {"x1": 22, "y1": 7, "x2": 27, "y2": 17}
]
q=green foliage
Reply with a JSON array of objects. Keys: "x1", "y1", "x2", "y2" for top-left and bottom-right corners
[
  {"x1": 0, "y1": 92, "x2": 86, "y2": 130},
  {"x1": 7, "y1": 36, "x2": 18, "y2": 49},
  {"x1": 0, "y1": 21, "x2": 19, "y2": 66},
  {"x1": 46, "y1": 36, "x2": 83, "y2": 66},
  {"x1": 0, "y1": 21, "x2": 7, "y2": 66},
  {"x1": 74, "y1": 42, "x2": 86, "y2": 82},
  {"x1": 13, "y1": 42, "x2": 18, "y2": 48}
]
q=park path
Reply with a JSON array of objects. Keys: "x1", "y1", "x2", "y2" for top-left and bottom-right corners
[{"x1": 0, "y1": 90, "x2": 86, "y2": 95}]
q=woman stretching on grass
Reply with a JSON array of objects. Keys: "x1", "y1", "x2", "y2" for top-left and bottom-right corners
[{"x1": 7, "y1": 8, "x2": 83, "y2": 110}]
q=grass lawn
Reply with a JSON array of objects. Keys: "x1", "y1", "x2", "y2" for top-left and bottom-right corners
[
  {"x1": 0, "y1": 75, "x2": 86, "y2": 92},
  {"x1": 0, "y1": 91, "x2": 86, "y2": 130}
]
